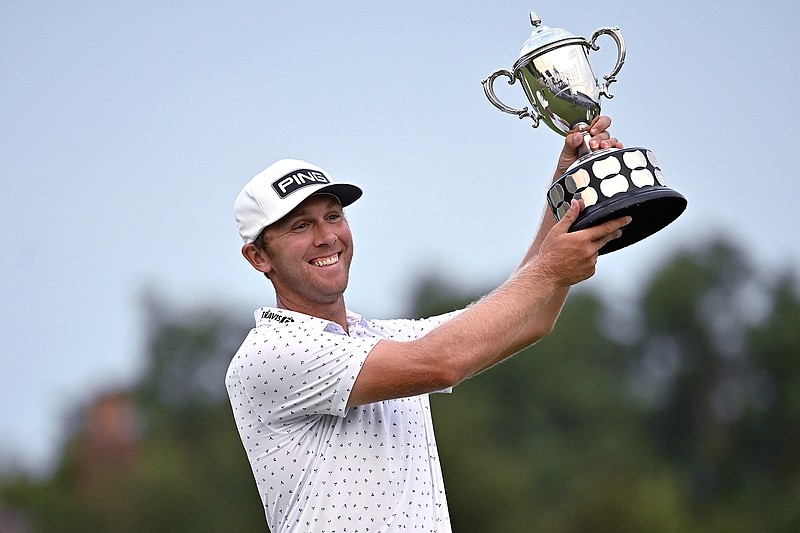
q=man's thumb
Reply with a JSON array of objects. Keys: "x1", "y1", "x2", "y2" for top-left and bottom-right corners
[{"x1": 555, "y1": 199, "x2": 582, "y2": 231}]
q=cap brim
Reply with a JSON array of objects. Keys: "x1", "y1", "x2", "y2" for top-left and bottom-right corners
[
  {"x1": 261, "y1": 182, "x2": 363, "y2": 236},
  {"x1": 315, "y1": 183, "x2": 362, "y2": 208}
]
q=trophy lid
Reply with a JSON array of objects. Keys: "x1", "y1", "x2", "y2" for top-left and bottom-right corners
[{"x1": 517, "y1": 11, "x2": 580, "y2": 61}]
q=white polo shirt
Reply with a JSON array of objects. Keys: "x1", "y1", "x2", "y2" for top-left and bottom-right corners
[{"x1": 225, "y1": 307, "x2": 460, "y2": 533}]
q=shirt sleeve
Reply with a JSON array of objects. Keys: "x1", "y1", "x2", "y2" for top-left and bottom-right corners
[
  {"x1": 366, "y1": 311, "x2": 464, "y2": 394},
  {"x1": 229, "y1": 324, "x2": 380, "y2": 425}
]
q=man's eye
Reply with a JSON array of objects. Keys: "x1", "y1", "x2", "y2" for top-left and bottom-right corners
[{"x1": 293, "y1": 222, "x2": 309, "y2": 231}]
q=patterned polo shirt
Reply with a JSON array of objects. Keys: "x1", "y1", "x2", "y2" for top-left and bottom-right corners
[{"x1": 225, "y1": 306, "x2": 460, "y2": 532}]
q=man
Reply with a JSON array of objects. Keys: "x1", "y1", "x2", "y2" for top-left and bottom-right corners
[{"x1": 226, "y1": 117, "x2": 631, "y2": 532}]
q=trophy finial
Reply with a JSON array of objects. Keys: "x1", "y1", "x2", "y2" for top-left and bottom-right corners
[{"x1": 530, "y1": 11, "x2": 541, "y2": 27}]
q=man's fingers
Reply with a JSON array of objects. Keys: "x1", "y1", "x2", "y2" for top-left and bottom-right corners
[
  {"x1": 548, "y1": 205, "x2": 632, "y2": 258},
  {"x1": 589, "y1": 135, "x2": 623, "y2": 151},
  {"x1": 589, "y1": 116, "x2": 612, "y2": 135},
  {"x1": 588, "y1": 215, "x2": 633, "y2": 244},
  {"x1": 567, "y1": 131, "x2": 584, "y2": 147},
  {"x1": 593, "y1": 228, "x2": 624, "y2": 249}
]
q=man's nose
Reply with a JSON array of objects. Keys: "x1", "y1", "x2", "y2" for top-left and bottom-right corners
[{"x1": 314, "y1": 224, "x2": 337, "y2": 246}]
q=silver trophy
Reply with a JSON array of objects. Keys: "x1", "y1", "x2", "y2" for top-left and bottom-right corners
[{"x1": 482, "y1": 10, "x2": 686, "y2": 254}]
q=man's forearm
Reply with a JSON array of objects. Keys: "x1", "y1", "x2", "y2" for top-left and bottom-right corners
[{"x1": 418, "y1": 256, "x2": 560, "y2": 382}]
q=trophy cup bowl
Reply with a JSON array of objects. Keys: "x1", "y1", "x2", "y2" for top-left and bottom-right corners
[{"x1": 482, "y1": 11, "x2": 686, "y2": 254}]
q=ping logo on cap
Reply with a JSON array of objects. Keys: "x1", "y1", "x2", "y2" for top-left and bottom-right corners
[{"x1": 271, "y1": 169, "x2": 331, "y2": 198}]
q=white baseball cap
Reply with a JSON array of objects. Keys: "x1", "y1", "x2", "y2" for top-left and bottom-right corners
[{"x1": 234, "y1": 159, "x2": 363, "y2": 243}]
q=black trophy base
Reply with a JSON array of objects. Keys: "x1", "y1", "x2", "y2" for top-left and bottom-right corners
[
  {"x1": 571, "y1": 186, "x2": 687, "y2": 254},
  {"x1": 547, "y1": 146, "x2": 687, "y2": 255}
]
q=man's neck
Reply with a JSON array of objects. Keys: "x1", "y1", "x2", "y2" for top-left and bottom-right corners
[{"x1": 275, "y1": 294, "x2": 348, "y2": 331}]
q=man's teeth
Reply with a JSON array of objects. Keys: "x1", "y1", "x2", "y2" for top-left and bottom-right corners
[{"x1": 311, "y1": 254, "x2": 339, "y2": 267}]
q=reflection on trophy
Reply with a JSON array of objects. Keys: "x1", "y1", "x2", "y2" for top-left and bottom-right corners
[{"x1": 482, "y1": 10, "x2": 686, "y2": 254}]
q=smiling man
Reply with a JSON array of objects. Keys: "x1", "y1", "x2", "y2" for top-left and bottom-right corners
[{"x1": 225, "y1": 117, "x2": 631, "y2": 533}]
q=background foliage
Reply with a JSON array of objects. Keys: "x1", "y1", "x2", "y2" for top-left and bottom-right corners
[{"x1": 2, "y1": 238, "x2": 799, "y2": 532}]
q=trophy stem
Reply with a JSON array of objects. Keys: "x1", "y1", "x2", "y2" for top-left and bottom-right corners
[
  {"x1": 566, "y1": 125, "x2": 616, "y2": 172},
  {"x1": 577, "y1": 129, "x2": 592, "y2": 158}
]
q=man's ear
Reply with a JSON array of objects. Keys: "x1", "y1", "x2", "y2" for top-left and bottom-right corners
[{"x1": 242, "y1": 243, "x2": 272, "y2": 275}]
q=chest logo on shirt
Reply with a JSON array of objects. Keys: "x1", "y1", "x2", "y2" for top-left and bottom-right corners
[
  {"x1": 271, "y1": 169, "x2": 331, "y2": 198},
  {"x1": 262, "y1": 310, "x2": 295, "y2": 324}
]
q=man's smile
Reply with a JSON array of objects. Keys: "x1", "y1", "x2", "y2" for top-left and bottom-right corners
[{"x1": 310, "y1": 253, "x2": 340, "y2": 267}]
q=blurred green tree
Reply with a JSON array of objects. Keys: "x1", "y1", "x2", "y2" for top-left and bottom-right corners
[
  {"x1": 0, "y1": 294, "x2": 265, "y2": 532},
  {"x1": 2, "y1": 238, "x2": 799, "y2": 532},
  {"x1": 631, "y1": 241, "x2": 800, "y2": 532},
  {"x1": 428, "y1": 239, "x2": 800, "y2": 533}
]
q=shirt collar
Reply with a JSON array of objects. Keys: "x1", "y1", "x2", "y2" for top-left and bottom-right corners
[{"x1": 253, "y1": 307, "x2": 366, "y2": 333}]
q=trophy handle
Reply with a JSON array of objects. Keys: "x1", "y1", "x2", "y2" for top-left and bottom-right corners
[
  {"x1": 481, "y1": 69, "x2": 541, "y2": 127},
  {"x1": 588, "y1": 27, "x2": 626, "y2": 99}
]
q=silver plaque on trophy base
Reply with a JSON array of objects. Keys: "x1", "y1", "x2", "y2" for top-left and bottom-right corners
[{"x1": 482, "y1": 10, "x2": 686, "y2": 254}]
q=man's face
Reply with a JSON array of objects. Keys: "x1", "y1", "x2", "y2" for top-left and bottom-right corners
[{"x1": 259, "y1": 194, "x2": 354, "y2": 308}]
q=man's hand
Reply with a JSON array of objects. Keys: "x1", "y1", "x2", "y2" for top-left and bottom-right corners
[
  {"x1": 535, "y1": 199, "x2": 631, "y2": 287},
  {"x1": 553, "y1": 116, "x2": 624, "y2": 178}
]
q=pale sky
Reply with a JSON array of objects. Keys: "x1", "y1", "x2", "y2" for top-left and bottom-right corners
[{"x1": 2, "y1": 0, "x2": 798, "y2": 475}]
